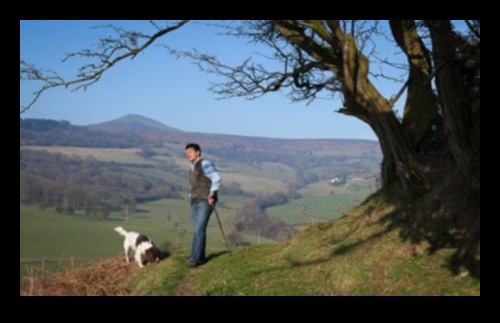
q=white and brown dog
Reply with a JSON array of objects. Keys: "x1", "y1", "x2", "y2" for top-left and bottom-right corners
[{"x1": 114, "y1": 226, "x2": 161, "y2": 268}]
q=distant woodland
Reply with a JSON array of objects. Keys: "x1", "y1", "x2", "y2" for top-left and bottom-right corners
[{"x1": 20, "y1": 150, "x2": 183, "y2": 217}]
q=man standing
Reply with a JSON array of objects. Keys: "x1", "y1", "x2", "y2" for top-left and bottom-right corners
[{"x1": 185, "y1": 143, "x2": 221, "y2": 268}]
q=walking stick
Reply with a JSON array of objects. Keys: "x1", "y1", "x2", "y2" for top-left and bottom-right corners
[{"x1": 213, "y1": 204, "x2": 232, "y2": 255}]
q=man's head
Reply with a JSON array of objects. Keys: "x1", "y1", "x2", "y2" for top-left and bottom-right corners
[{"x1": 185, "y1": 143, "x2": 202, "y2": 163}]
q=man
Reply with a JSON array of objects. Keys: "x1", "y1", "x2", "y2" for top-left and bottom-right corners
[{"x1": 185, "y1": 143, "x2": 221, "y2": 268}]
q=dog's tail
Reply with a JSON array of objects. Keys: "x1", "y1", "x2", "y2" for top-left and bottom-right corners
[{"x1": 114, "y1": 226, "x2": 128, "y2": 237}]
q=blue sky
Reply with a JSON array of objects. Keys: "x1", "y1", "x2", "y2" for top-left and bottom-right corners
[{"x1": 19, "y1": 20, "x2": 412, "y2": 140}]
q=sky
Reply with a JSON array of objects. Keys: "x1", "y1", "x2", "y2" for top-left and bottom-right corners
[{"x1": 19, "y1": 20, "x2": 413, "y2": 140}]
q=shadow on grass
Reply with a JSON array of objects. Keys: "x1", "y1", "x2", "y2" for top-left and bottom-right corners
[
  {"x1": 159, "y1": 250, "x2": 171, "y2": 261},
  {"x1": 331, "y1": 228, "x2": 392, "y2": 257},
  {"x1": 250, "y1": 181, "x2": 480, "y2": 282},
  {"x1": 205, "y1": 251, "x2": 230, "y2": 264},
  {"x1": 374, "y1": 180, "x2": 480, "y2": 281}
]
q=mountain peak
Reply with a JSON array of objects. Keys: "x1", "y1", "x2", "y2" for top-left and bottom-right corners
[{"x1": 90, "y1": 114, "x2": 182, "y2": 133}]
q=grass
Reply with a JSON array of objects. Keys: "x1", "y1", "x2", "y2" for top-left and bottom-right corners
[
  {"x1": 266, "y1": 197, "x2": 339, "y2": 225},
  {"x1": 20, "y1": 205, "x2": 124, "y2": 280},
  {"x1": 267, "y1": 192, "x2": 373, "y2": 225},
  {"x1": 19, "y1": 197, "x2": 242, "y2": 280},
  {"x1": 127, "y1": 191, "x2": 480, "y2": 296},
  {"x1": 21, "y1": 189, "x2": 480, "y2": 296}
]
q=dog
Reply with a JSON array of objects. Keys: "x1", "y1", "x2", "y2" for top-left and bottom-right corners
[{"x1": 114, "y1": 226, "x2": 161, "y2": 268}]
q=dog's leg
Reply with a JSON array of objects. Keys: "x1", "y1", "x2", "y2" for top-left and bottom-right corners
[
  {"x1": 123, "y1": 241, "x2": 130, "y2": 264},
  {"x1": 135, "y1": 251, "x2": 145, "y2": 268}
]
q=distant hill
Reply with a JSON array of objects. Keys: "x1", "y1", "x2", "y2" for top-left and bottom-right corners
[
  {"x1": 20, "y1": 116, "x2": 382, "y2": 161},
  {"x1": 20, "y1": 118, "x2": 145, "y2": 148},
  {"x1": 89, "y1": 114, "x2": 182, "y2": 133}
]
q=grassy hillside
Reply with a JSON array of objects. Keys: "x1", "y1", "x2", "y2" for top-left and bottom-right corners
[
  {"x1": 21, "y1": 188, "x2": 480, "y2": 296},
  {"x1": 146, "y1": 193, "x2": 478, "y2": 296}
]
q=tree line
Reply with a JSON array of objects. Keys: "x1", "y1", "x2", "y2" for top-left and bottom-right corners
[
  {"x1": 235, "y1": 191, "x2": 297, "y2": 241},
  {"x1": 211, "y1": 146, "x2": 380, "y2": 174},
  {"x1": 20, "y1": 150, "x2": 183, "y2": 216}
]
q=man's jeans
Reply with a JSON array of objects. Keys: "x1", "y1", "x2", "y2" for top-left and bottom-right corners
[{"x1": 189, "y1": 200, "x2": 214, "y2": 264}]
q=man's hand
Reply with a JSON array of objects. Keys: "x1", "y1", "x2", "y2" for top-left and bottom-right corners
[{"x1": 207, "y1": 192, "x2": 216, "y2": 206}]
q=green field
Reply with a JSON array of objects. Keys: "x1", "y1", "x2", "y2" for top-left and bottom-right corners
[
  {"x1": 267, "y1": 195, "x2": 350, "y2": 225},
  {"x1": 299, "y1": 178, "x2": 376, "y2": 197},
  {"x1": 20, "y1": 196, "x2": 250, "y2": 280}
]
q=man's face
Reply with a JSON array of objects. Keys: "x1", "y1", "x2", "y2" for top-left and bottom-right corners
[{"x1": 185, "y1": 148, "x2": 200, "y2": 163}]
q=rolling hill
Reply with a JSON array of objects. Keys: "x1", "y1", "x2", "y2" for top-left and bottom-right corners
[
  {"x1": 89, "y1": 114, "x2": 183, "y2": 133},
  {"x1": 20, "y1": 115, "x2": 383, "y2": 281},
  {"x1": 19, "y1": 115, "x2": 479, "y2": 295}
]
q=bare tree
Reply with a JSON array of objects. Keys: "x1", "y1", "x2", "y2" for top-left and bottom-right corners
[
  {"x1": 174, "y1": 20, "x2": 479, "y2": 189},
  {"x1": 21, "y1": 20, "x2": 480, "y2": 191}
]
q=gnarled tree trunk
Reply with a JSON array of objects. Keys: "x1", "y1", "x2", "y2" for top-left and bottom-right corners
[
  {"x1": 371, "y1": 111, "x2": 425, "y2": 190},
  {"x1": 425, "y1": 20, "x2": 473, "y2": 166},
  {"x1": 273, "y1": 20, "x2": 430, "y2": 190},
  {"x1": 390, "y1": 20, "x2": 438, "y2": 148},
  {"x1": 338, "y1": 34, "x2": 425, "y2": 190}
]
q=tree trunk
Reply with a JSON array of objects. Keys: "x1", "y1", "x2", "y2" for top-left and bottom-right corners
[
  {"x1": 338, "y1": 34, "x2": 425, "y2": 190},
  {"x1": 390, "y1": 20, "x2": 438, "y2": 148},
  {"x1": 340, "y1": 95, "x2": 425, "y2": 190},
  {"x1": 425, "y1": 20, "x2": 473, "y2": 165},
  {"x1": 373, "y1": 112, "x2": 424, "y2": 189},
  {"x1": 275, "y1": 20, "x2": 427, "y2": 190}
]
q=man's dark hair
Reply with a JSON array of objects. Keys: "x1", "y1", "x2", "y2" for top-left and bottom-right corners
[{"x1": 185, "y1": 143, "x2": 201, "y2": 153}]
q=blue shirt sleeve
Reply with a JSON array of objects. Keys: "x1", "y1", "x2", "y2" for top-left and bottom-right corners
[{"x1": 201, "y1": 159, "x2": 221, "y2": 193}]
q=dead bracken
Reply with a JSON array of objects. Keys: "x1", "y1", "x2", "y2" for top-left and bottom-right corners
[{"x1": 20, "y1": 257, "x2": 136, "y2": 296}]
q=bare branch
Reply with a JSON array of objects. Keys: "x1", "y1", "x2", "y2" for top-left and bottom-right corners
[
  {"x1": 388, "y1": 79, "x2": 409, "y2": 107},
  {"x1": 465, "y1": 20, "x2": 480, "y2": 39},
  {"x1": 170, "y1": 45, "x2": 338, "y2": 103},
  {"x1": 167, "y1": 21, "x2": 342, "y2": 103},
  {"x1": 20, "y1": 20, "x2": 189, "y2": 113}
]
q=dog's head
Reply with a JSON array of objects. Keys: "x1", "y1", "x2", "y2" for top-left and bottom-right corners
[{"x1": 144, "y1": 247, "x2": 162, "y2": 265}]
